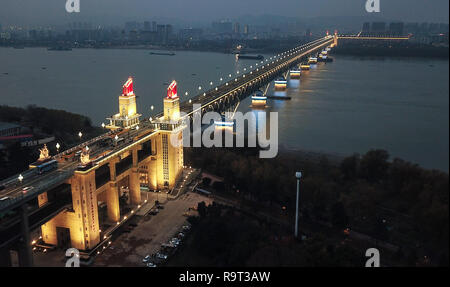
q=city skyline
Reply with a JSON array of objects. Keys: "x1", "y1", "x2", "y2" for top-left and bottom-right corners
[{"x1": 0, "y1": 0, "x2": 448, "y2": 27}]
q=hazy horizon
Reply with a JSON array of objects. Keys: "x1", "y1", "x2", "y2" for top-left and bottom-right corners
[{"x1": 0, "y1": 0, "x2": 448, "y2": 28}]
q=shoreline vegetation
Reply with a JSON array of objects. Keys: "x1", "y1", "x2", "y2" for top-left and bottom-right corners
[
  {"x1": 2, "y1": 41, "x2": 449, "y2": 59},
  {"x1": 182, "y1": 146, "x2": 448, "y2": 266}
]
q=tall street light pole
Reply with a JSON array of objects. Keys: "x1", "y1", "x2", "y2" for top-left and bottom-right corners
[{"x1": 295, "y1": 171, "x2": 302, "y2": 238}]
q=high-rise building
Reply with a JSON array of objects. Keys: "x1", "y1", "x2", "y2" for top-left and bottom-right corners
[
  {"x1": 371, "y1": 22, "x2": 386, "y2": 34},
  {"x1": 234, "y1": 22, "x2": 240, "y2": 34},
  {"x1": 212, "y1": 21, "x2": 232, "y2": 34},
  {"x1": 389, "y1": 22, "x2": 404, "y2": 35},
  {"x1": 244, "y1": 24, "x2": 249, "y2": 35},
  {"x1": 144, "y1": 21, "x2": 151, "y2": 31},
  {"x1": 362, "y1": 22, "x2": 371, "y2": 33}
]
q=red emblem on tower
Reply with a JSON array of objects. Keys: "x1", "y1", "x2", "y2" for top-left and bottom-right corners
[
  {"x1": 167, "y1": 80, "x2": 178, "y2": 99},
  {"x1": 122, "y1": 77, "x2": 134, "y2": 96}
]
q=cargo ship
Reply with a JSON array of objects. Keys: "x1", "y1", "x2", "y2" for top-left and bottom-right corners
[
  {"x1": 237, "y1": 54, "x2": 264, "y2": 60},
  {"x1": 47, "y1": 46, "x2": 72, "y2": 51},
  {"x1": 150, "y1": 51, "x2": 176, "y2": 56}
]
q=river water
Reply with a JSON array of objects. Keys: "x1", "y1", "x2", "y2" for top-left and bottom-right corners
[{"x1": 0, "y1": 47, "x2": 448, "y2": 171}]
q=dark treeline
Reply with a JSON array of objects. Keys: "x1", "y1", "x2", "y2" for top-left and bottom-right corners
[
  {"x1": 170, "y1": 202, "x2": 364, "y2": 267},
  {"x1": 0, "y1": 105, "x2": 102, "y2": 180},
  {"x1": 0, "y1": 105, "x2": 96, "y2": 139},
  {"x1": 185, "y1": 147, "x2": 449, "y2": 266}
]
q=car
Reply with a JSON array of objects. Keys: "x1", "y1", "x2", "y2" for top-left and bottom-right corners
[
  {"x1": 157, "y1": 205, "x2": 164, "y2": 210},
  {"x1": 178, "y1": 232, "x2": 185, "y2": 238},
  {"x1": 155, "y1": 252, "x2": 168, "y2": 260},
  {"x1": 22, "y1": 186, "x2": 34, "y2": 193},
  {"x1": 149, "y1": 210, "x2": 158, "y2": 216},
  {"x1": 146, "y1": 262, "x2": 156, "y2": 267},
  {"x1": 142, "y1": 255, "x2": 151, "y2": 263},
  {"x1": 182, "y1": 225, "x2": 191, "y2": 231}
]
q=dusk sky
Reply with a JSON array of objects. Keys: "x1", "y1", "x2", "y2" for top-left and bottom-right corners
[{"x1": 0, "y1": 0, "x2": 448, "y2": 26}]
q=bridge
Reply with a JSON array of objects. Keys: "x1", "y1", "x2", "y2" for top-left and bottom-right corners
[{"x1": 0, "y1": 33, "x2": 406, "y2": 266}]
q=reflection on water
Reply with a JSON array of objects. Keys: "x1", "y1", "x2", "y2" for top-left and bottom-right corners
[{"x1": 0, "y1": 48, "x2": 448, "y2": 171}]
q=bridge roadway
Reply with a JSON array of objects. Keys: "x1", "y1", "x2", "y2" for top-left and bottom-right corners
[{"x1": 0, "y1": 35, "x2": 334, "y2": 213}]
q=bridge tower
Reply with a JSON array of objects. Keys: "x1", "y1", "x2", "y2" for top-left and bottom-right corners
[
  {"x1": 152, "y1": 80, "x2": 184, "y2": 190},
  {"x1": 106, "y1": 77, "x2": 141, "y2": 130}
]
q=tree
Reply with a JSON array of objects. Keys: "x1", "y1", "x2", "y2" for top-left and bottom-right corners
[
  {"x1": 197, "y1": 201, "x2": 207, "y2": 218},
  {"x1": 360, "y1": 149, "x2": 390, "y2": 183},
  {"x1": 330, "y1": 202, "x2": 349, "y2": 228},
  {"x1": 340, "y1": 154, "x2": 360, "y2": 180}
]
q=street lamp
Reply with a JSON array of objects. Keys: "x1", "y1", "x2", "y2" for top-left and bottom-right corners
[
  {"x1": 56, "y1": 142, "x2": 60, "y2": 153},
  {"x1": 18, "y1": 174, "x2": 23, "y2": 183},
  {"x1": 78, "y1": 132, "x2": 82, "y2": 139},
  {"x1": 136, "y1": 125, "x2": 139, "y2": 131},
  {"x1": 295, "y1": 171, "x2": 302, "y2": 238},
  {"x1": 101, "y1": 123, "x2": 105, "y2": 129},
  {"x1": 151, "y1": 105, "x2": 154, "y2": 111}
]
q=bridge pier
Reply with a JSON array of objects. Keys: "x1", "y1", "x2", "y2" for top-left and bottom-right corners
[
  {"x1": 107, "y1": 183, "x2": 121, "y2": 222},
  {"x1": 129, "y1": 168, "x2": 141, "y2": 205},
  {"x1": 129, "y1": 149, "x2": 141, "y2": 205},
  {"x1": 18, "y1": 204, "x2": 33, "y2": 267}
]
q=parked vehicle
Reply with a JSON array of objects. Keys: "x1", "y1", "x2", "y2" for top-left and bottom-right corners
[
  {"x1": 142, "y1": 255, "x2": 151, "y2": 263},
  {"x1": 155, "y1": 252, "x2": 168, "y2": 260}
]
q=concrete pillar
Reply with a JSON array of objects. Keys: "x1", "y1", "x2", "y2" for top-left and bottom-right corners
[
  {"x1": 18, "y1": 205, "x2": 33, "y2": 267},
  {"x1": 129, "y1": 149, "x2": 141, "y2": 204},
  {"x1": 129, "y1": 169, "x2": 141, "y2": 205},
  {"x1": 107, "y1": 183, "x2": 120, "y2": 222}
]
